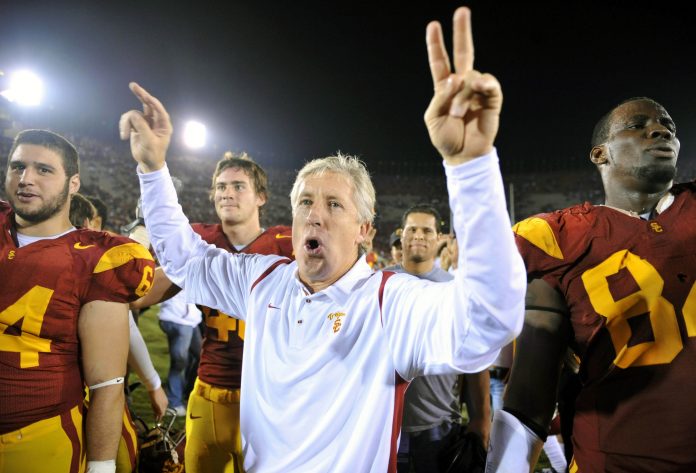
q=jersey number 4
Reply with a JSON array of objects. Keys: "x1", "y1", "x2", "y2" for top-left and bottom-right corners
[
  {"x1": 583, "y1": 250, "x2": 696, "y2": 368},
  {"x1": 204, "y1": 308, "x2": 245, "y2": 341},
  {"x1": 0, "y1": 286, "x2": 53, "y2": 368}
]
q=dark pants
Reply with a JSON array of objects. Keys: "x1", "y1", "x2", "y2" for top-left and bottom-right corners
[{"x1": 397, "y1": 422, "x2": 462, "y2": 473}]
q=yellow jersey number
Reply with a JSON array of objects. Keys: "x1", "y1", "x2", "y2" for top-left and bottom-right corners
[
  {"x1": 582, "y1": 250, "x2": 696, "y2": 368},
  {"x1": 204, "y1": 309, "x2": 245, "y2": 341},
  {"x1": 0, "y1": 286, "x2": 53, "y2": 368}
]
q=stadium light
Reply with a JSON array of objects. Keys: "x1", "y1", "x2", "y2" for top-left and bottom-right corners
[
  {"x1": 183, "y1": 120, "x2": 207, "y2": 149},
  {"x1": 0, "y1": 70, "x2": 44, "y2": 106}
]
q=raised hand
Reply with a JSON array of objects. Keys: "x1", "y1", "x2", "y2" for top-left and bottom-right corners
[
  {"x1": 119, "y1": 82, "x2": 173, "y2": 172},
  {"x1": 424, "y1": 7, "x2": 502, "y2": 165}
]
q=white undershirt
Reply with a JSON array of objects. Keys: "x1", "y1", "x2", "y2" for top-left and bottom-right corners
[{"x1": 16, "y1": 227, "x2": 76, "y2": 247}]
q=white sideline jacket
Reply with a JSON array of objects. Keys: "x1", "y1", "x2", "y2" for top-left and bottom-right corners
[{"x1": 139, "y1": 150, "x2": 526, "y2": 473}]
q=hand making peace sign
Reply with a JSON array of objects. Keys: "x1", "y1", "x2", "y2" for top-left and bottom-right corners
[{"x1": 424, "y1": 7, "x2": 502, "y2": 165}]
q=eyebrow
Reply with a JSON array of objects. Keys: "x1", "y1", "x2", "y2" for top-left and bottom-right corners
[
  {"x1": 624, "y1": 114, "x2": 650, "y2": 122},
  {"x1": 9, "y1": 159, "x2": 57, "y2": 170},
  {"x1": 660, "y1": 116, "x2": 676, "y2": 126},
  {"x1": 405, "y1": 224, "x2": 437, "y2": 231},
  {"x1": 626, "y1": 113, "x2": 674, "y2": 124},
  {"x1": 297, "y1": 191, "x2": 348, "y2": 205}
]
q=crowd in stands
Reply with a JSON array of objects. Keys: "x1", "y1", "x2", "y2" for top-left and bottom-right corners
[{"x1": 2, "y1": 130, "x2": 694, "y2": 258}]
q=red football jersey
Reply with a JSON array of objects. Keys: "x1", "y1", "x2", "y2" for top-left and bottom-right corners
[
  {"x1": 514, "y1": 183, "x2": 696, "y2": 471},
  {"x1": 0, "y1": 201, "x2": 155, "y2": 433},
  {"x1": 191, "y1": 224, "x2": 294, "y2": 390}
]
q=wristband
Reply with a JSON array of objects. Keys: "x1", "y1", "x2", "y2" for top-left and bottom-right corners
[
  {"x1": 485, "y1": 409, "x2": 543, "y2": 472},
  {"x1": 86, "y1": 460, "x2": 116, "y2": 473}
]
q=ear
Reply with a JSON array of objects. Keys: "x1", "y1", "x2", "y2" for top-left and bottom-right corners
[
  {"x1": 256, "y1": 192, "x2": 267, "y2": 208},
  {"x1": 356, "y1": 222, "x2": 372, "y2": 246},
  {"x1": 68, "y1": 174, "x2": 80, "y2": 195},
  {"x1": 590, "y1": 145, "x2": 608, "y2": 165}
]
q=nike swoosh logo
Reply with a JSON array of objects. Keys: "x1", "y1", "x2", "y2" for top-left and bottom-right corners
[
  {"x1": 74, "y1": 242, "x2": 95, "y2": 250},
  {"x1": 189, "y1": 413, "x2": 202, "y2": 419},
  {"x1": 268, "y1": 303, "x2": 281, "y2": 310},
  {"x1": 275, "y1": 233, "x2": 291, "y2": 239}
]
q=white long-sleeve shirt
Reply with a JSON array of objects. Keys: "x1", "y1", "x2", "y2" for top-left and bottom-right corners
[
  {"x1": 139, "y1": 150, "x2": 526, "y2": 473},
  {"x1": 127, "y1": 311, "x2": 161, "y2": 391},
  {"x1": 157, "y1": 290, "x2": 203, "y2": 327}
]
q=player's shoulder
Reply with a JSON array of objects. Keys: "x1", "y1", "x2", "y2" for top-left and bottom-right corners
[
  {"x1": 513, "y1": 203, "x2": 600, "y2": 261},
  {"x1": 71, "y1": 228, "x2": 144, "y2": 250},
  {"x1": 191, "y1": 222, "x2": 221, "y2": 238},
  {"x1": 514, "y1": 201, "x2": 596, "y2": 234},
  {"x1": 262, "y1": 225, "x2": 294, "y2": 258},
  {"x1": 671, "y1": 180, "x2": 696, "y2": 197},
  {"x1": 69, "y1": 230, "x2": 155, "y2": 302},
  {"x1": 265, "y1": 225, "x2": 292, "y2": 238},
  {"x1": 69, "y1": 229, "x2": 153, "y2": 271}
]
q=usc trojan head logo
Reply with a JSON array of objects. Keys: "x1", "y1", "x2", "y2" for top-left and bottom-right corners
[{"x1": 327, "y1": 312, "x2": 346, "y2": 333}]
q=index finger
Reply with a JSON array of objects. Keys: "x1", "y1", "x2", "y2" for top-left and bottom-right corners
[
  {"x1": 129, "y1": 82, "x2": 171, "y2": 128},
  {"x1": 426, "y1": 20, "x2": 452, "y2": 87},
  {"x1": 452, "y1": 7, "x2": 474, "y2": 73}
]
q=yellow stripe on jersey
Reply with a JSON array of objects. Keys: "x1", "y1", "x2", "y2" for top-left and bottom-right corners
[
  {"x1": 683, "y1": 281, "x2": 696, "y2": 337},
  {"x1": 93, "y1": 243, "x2": 154, "y2": 274},
  {"x1": 569, "y1": 457, "x2": 579, "y2": 473},
  {"x1": 512, "y1": 217, "x2": 564, "y2": 260}
]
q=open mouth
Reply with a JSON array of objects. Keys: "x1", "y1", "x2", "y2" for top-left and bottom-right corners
[{"x1": 305, "y1": 237, "x2": 322, "y2": 256}]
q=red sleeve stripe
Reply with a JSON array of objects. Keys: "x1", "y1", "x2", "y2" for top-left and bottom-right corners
[
  {"x1": 378, "y1": 271, "x2": 395, "y2": 326},
  {"x1": 378, "y1": 270, "x2": 406, "y2": 472},
  {"x1": 388, "y1": 373, "x2": 409, "y2": 473},
  {"x1": 250, "y1": 259, "x2": 291, "y2": 293}
]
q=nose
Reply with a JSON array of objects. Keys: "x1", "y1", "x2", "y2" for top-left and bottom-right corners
[
  {"x1": 305, "y1": 203, "x2": 323, "y2": 227},
  {"x1": 17, "y1": 167, "x2": 33, "y2": 185},
  {"x1": 219, "y1": 188, "x2": 235, "y2": 200},
  {"x1": 649, "y1": 125, "x2": 674, "y2": 140}
]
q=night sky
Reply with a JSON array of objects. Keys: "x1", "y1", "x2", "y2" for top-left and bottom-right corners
[{"x1": 2, "y1": 1, "x2": 694, "y2": 175}]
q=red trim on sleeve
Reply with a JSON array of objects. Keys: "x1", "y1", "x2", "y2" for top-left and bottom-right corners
[
  {"x1": 379, "y1": 270, "x2": 406, "y2": 472},
  {"x1": 388, "y1": 373, "x2": 409, "y2": 473},
  {"x1": 250, "y1": 259, "x2": 291, "y2": 293},
  {"x1": 378, "y1": 271, "x2": 395, "y2": 326}
]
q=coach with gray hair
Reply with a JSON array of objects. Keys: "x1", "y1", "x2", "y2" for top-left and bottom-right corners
[{"x1": 120, "y1": 7, "x2": 525, "y2": 472}]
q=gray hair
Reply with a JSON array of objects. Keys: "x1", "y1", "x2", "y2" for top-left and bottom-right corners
[{"x1": 290, "y1": 153, "x2": 376, "y2": 225}]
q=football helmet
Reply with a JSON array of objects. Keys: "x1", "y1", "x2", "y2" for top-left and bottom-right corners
[{"x1": 136, "y1": 408, "x2": 186, "y2": 473}]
